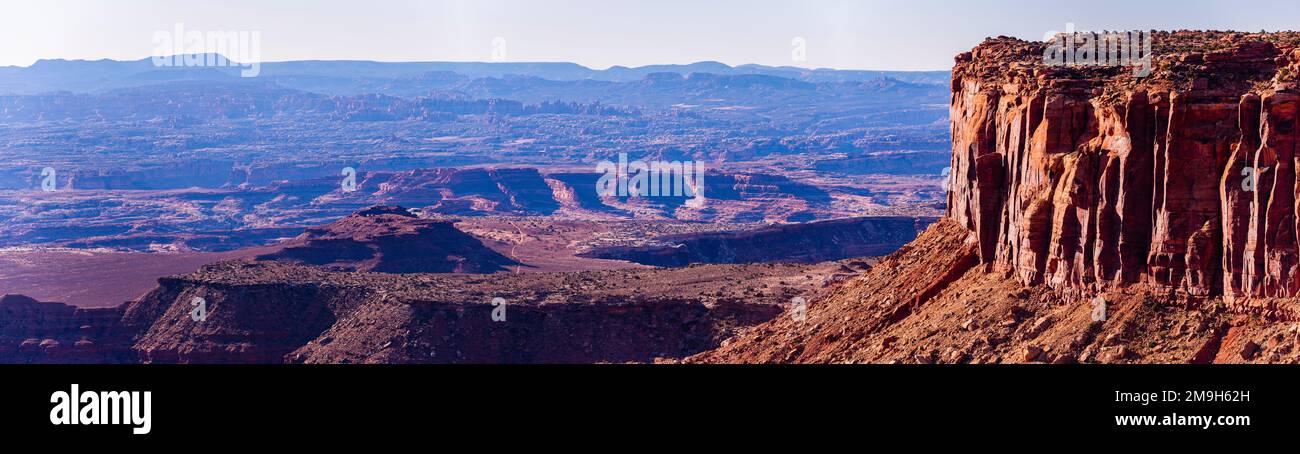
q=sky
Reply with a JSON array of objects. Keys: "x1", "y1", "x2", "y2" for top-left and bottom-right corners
[{"x1": 3, "y1": 0, "x2": 1299, "y2": 71}]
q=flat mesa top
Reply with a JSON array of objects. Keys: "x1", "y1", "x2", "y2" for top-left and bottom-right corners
[{"x1": 957, "y1": 31, "x2": 1300, "y2": 95}]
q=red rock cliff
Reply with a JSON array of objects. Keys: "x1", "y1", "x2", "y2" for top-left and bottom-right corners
[{"x1": 948, "y1": 31, "x2": 1300, "y2": 301}]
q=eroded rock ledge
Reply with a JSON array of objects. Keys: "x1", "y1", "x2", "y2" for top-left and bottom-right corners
[{"x1": 949, "y1": 31, "x2": 1300, "y2": 301}]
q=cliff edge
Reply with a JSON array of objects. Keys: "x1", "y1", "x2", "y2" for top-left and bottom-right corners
[{"x1": 693, "y1": 32, "x2": 1300, "y2": 364}]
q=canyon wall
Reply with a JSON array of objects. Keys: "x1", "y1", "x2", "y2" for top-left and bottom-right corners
[
  {"x1": 581, "y1": 216, "x2": 935, "y2": 267},
  {"x1": 122, "y1": 261, "x2": 783, "y2": 364},
  {"x1": 0, "y1": 294, "x2": 135, "y2": 363},
  {"x1": 948, "y1": 32, "x2": 1300, "y2": 301}
]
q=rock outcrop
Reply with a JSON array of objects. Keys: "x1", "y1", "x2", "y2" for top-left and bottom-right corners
[
  {"x1": 122, "y1": 261, "x2": 794, "y2": 364},
  {"x1": 255, "y1": 206, "x2": 519, "y2": 273},
  {"x1": 689, "y1": 219, "x2": 981, "y2": 363},
  {"x1": 691, "y1": 218, "x2": 1300, "y2": 364},
  {"x1": 948, "y1": 31, "x2": 1300, "y2": 302},
  {"x1": 4, "y1": 257, "x2": 817, "y2": 364}
]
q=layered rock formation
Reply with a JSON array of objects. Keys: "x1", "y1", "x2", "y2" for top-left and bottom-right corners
[
  {"x1": 4, "y1": 204, "x2": 857, "y2": 363},
  {"x1": 35, "y1": 259, "x2": 819, "y2": 364},
  {"x1": 948, "y1": 31, "x2": 1300, "y2": 302},
  {"x1": 693, "y1": 32, "x2": 1300, "y2": 364},
  {"x1": 0, "y1": 294, "x2": 134, "y2": 363},
  {"x1": 4, "y1": 256, "x2": 828, "y2": 364},
  {"x1": 363, "y1": 169, "x2": 562, "y2": 216},
  {"x1": 580, "y1": 216, "x2": 935, "y2": 267}
]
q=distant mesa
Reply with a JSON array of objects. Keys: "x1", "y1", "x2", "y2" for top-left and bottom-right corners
[
  {"x1": 353, "y1": 205, "x2": 418, "y2": 218},
  {"x1": 0, "y1": 294, "x2": 42, "y2": 305},
  {"x1": 255, "y1": 205, "x2": 519, "y2": 274},
  {"x1": 3, "y1": 57, "x2": 950, "y2": 95},
  {"x1": 366, "y1": 168, "x2": 561, "y2": 216},
  {"x1": 581, "y1": 216, "x2": 936, "y2": 267}
]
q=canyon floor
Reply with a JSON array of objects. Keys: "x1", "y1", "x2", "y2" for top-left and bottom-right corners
[
  {"x1": 12, "y1": 211, "x2": 1300, "y2": 364},
  {"x1": 0, "y1": 211, "x2": 915, "y2": 307},
  {"x1": 1, "y1": 205, "x2": 894, "y2": 364}
]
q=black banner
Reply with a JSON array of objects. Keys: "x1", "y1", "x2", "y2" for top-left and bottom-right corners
[{"x1": 1, "y1": 365, "x2": 1290, "y2": 442}]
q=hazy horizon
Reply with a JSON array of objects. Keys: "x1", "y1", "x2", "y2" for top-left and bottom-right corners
[
  {"x1": 6, "y1": 0, "x2": 1300, "y2": 71},
  {"x1": 3, "y1": 54, "x2": 954, "y2": 73}
]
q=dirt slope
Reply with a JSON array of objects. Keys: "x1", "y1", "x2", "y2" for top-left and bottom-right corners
[{"x1": 690, "y1": 219, "x2": 1300, "y2": 364}]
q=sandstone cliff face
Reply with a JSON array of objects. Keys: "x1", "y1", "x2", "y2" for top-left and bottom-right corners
[
  {"x1": 692, "y1": 32, "x2": 1300, "y2": 365},
  {"x1": 948, "y1": 32, "x2": 1300, "y2": 303},
  {"x1": 122, "y1": 271, "x2": 351, "y2": 363}
]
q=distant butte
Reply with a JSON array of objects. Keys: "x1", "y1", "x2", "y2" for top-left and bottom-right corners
[{"x1": 255, "y1": 206, "x2": 520, "y2": 274}]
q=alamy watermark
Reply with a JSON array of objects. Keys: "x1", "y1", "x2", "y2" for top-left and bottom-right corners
[
  {"x1": 790, "y1": 296, "x2": 807, "y2": 323},
  {"x1": 340, "y1": 167, "x2": 358, "y2": 192},
  {"x1": 1242, "y1": 166, "x2": 1270, "y2": 192},
  {"x1": 190, "y1": 297, "x2": 207, "y2": 322},
  {"x1": 50, "y1": 384, "x2": 151, "y2": 435},
  {"x1": 1042, "y1": 23, "x2": 1152, "y2": 77},
  {"x1": 595, "y1": 153, "x2": 706, "y2": 208},
  {"x1": 491, "y1": 297, "x2": 507, "y2": 322},
  {"x1": 791, "y1": 37, "x2": 807, "y2": 63},
  {"x1": 491, "y1": 37, "x2": 508, "y2": 62},
  {"x1": 1091, "y1": 296, "x2": 1107, "y2": 322},
  {"x1": 40, "y1": 166, "x2": 57, "y2": 192},
  {"x1": 151, "y1": 23, "x2": 261, "y2": 77}
]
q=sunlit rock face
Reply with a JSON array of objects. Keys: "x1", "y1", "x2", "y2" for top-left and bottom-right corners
[{"x1": 947, "y1": 32, "x2": 1300, "y2": 299}]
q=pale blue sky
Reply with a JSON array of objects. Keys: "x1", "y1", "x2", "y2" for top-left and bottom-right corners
[{"x1": 3, "y1": 0, "x2": 1299, "y2": 70}]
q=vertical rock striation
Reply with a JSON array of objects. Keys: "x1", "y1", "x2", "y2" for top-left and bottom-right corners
[{"x1": 948, "y1": 32, "x2": 1300, "y2": 300}]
